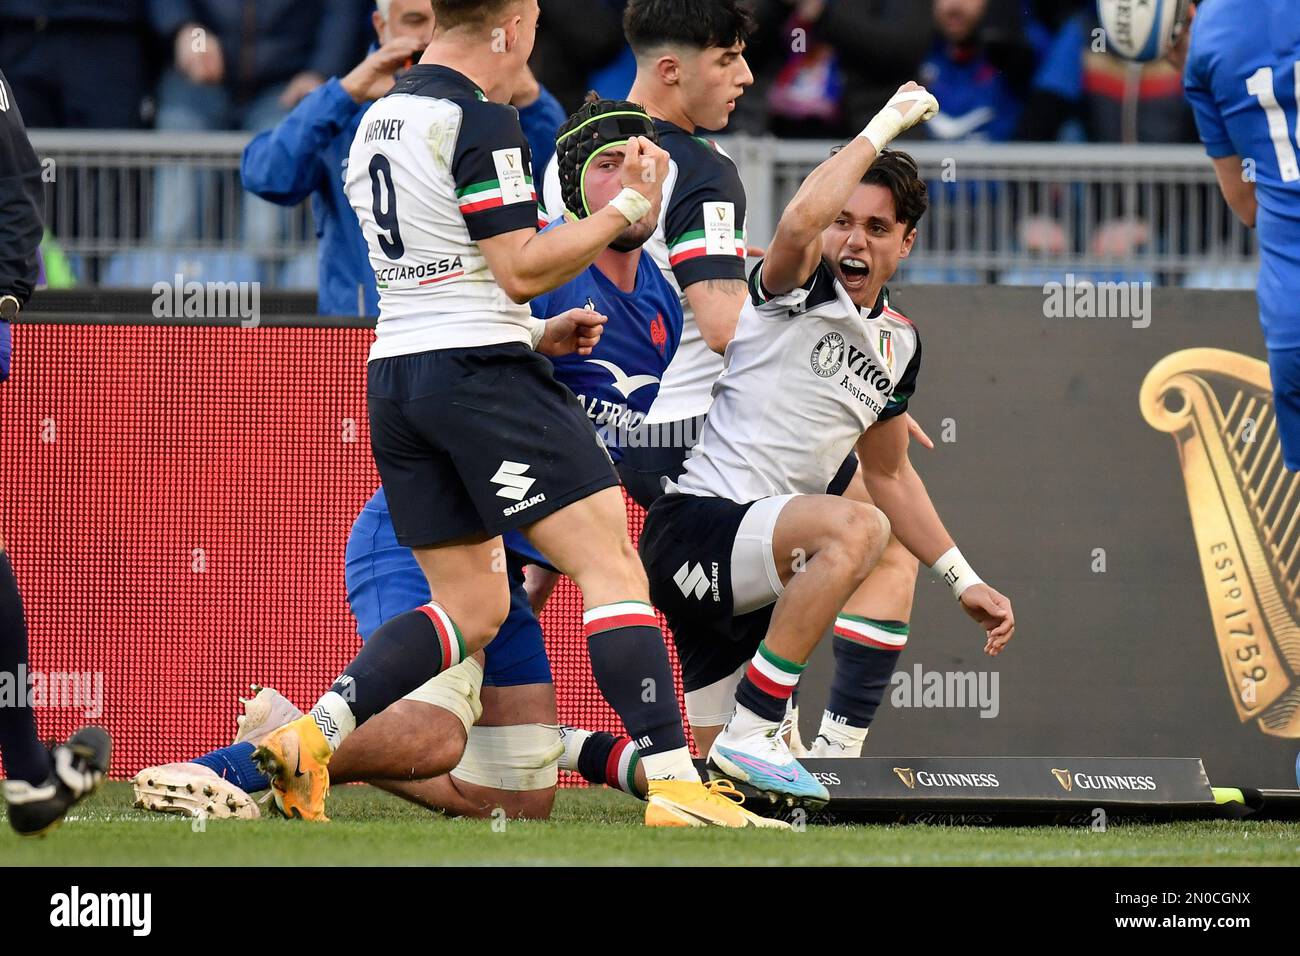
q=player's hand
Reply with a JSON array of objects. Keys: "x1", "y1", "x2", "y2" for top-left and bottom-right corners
[
  {"x1": 341, "y1": 37, "x2": 426, "y2": 103},
  {"x1": 537, "y1": 307, "x2": 607, "y2": 357},
  {"x1": 1165, "y1": 1, "x2": 1195, "y2": 76},
  {"x1": 904, "y1": 413, "x2": 933, "y2": 450},
  {"x1": 958, "y1": 583, "x2": 1015, "y2": 656},
  {"x1": 280, "y1": 71, "x2": 325, "y2": 109},
  {"x1": 510, "y1": 64, "x2": 542, "y2": 108},
  {"x1": 175, "y1": 23, "x2": 224, "y2": 85},
  {"x1": 863, "y1": 81, "x2": 939, "y2": 150},
  {"x1": 621, "y1": 136, "x2": 670, "y2": 202}
]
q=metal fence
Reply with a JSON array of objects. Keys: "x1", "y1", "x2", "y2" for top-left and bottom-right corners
[{"x1": 30, "y1": 131, "x2": 1257, "y2": 292}]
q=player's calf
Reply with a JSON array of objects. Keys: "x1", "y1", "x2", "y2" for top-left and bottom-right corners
[{"x1": 814, "y1": 536, "x2": 918, "y2": 757}]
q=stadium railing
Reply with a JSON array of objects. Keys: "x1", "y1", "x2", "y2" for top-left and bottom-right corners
[{"x1": 30, "y1": 131, "x2": 1257, "y2": 291}]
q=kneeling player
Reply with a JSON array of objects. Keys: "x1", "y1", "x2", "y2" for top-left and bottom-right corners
[{"x1": 640, "y1": 83, "x2": 1016, "y2": 808}]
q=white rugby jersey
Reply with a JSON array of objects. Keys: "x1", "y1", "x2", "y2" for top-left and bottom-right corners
[
  {"x1": 345, "y1": 65, "x2": 542, "y2": 361},
  {"x1": 542, "y1": 119, "x2": 747, "y2": 423},
  {"x1": 672, "y1": 260, "x2": 921, "y2": 504}
]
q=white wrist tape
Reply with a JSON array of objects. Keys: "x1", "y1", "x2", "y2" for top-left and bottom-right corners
[
  {"x1": 859, "y1": 88, "x2": 940, "y2": 152},
  {"x1": 525, "y1": 316, "x2": 547, "y2": 350},
  {"x1": 610, "y1": 187, "x2": 652, "y2": 225},
  {"x1": 930, "y1": 546, "x2": 983, "y2": 600}
]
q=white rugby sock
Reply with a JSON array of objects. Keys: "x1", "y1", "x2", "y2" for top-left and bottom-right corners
[
  {"x1": 558, "y1": 726, "x2": 592, "y2": 772},
  {"x1": 816, "y1": 712, "x2": 869, "y2": 757},
  {"x1": 640, "y1": 747, "x2": 700, "y2": 782},
  {"x1": 307, "y1": 691, "x2": 356, "y2": 752}
]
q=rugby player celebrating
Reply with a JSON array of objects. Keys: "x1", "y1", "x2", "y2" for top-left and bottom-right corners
[
  {"x1": 135, "y1": 99, "x2": 708, "y2": 823},
  {"x1": 640, "y1": 83, "x2": 1016, "y2": 807},
  {"x1": 252, "y1": 0, "x2": 771, "y2": 828},
  {"x1": 543, "y1": 0, "x2": 932, "y2": 763}
]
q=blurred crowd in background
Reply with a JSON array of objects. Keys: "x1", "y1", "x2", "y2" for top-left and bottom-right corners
[{"x1": 0, "y1": 0, "x2": 1194, "y2": 144}]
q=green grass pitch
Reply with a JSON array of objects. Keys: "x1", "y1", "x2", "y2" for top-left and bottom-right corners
[{"x1": 3, "y1": 783, "x2": 1299, "y2": 866}]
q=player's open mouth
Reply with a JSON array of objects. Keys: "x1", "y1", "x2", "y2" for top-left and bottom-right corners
[{"x1": 840, "y1": 257, "x2": 870, "y2": 285}]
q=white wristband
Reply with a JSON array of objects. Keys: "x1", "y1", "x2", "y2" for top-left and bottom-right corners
[
  {"x1": 525, "y1": 316, "x2": 546, "y2": 350},
  {"x1": 930, "y1": 546, "x2": 983, "y2": 600},
  {"x1": 610, "y1": 187, "x2": 652, "y2": 225},
  {"x1": 858, "y1": 113, "x2": 900, "y2": 154}
]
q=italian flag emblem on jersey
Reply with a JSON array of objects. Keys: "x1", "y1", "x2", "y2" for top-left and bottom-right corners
[
  {"x1": 879, "y1": 329, "x2": 894, "y2": 374},
  {"x1": 667, "y1": 200, "x2": 745, "y2": 266}
]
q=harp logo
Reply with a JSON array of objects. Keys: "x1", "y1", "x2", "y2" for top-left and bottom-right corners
[
  {"x1": 1051, "y1": 768, "x2": 1073, "y2": 792},
  {"x1": 1141, "y1": 349, "x2": 1300, "y2": 738},
  {"x1": 892, "y1": 767, "x2": 916, "y2": 789}
]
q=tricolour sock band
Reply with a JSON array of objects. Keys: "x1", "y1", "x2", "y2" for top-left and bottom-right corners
[
  {"x1": 735, "y1": 639, "x2": 808, "y2": 723},
  {"x1": 606, "y1": 735, "x2": 642, "y2": 797},
  {"x1": 745, "y1": 640, "x2": 806, "y2": 700},
  {"x1": 834, "y1": 614, "x2": 909, "y2": 649},
  {"x1": 582, "y1": 601, "x2": 659, "y2": 637},
  {"x1": 417, "y1": 602, "x2": 467, "y2": 669}
]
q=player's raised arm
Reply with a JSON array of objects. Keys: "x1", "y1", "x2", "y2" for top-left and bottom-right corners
[
  {"x1": 855, "y1": 414, "x2": 1015, "y2": 656},
  {"x1": 761, "y1": 82, "x2": 938, "y2": 297},
  {"x1": 478, "y1": 135, "x2": 669, "y2": 303}
]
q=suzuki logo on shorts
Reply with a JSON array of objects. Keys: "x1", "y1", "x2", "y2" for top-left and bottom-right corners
[
  {"x1": 674, "y1": 561, "x2": 719, "y2": 602},
  {"x1": 491, "y1": 460, "x2": 536, "y2": 501}
]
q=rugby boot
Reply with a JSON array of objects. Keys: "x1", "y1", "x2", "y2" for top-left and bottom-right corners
[
  {"x1": 132, "y1": 762, "x2": 260, "y2": 820},
  {"x1": 232, "y1": 684, "x2": 303, "y2": 746},
  {"x1": 645, "y1": 777, "x2": 791, "y2": 829},
  {"x1": 708, "y1": 714, "x2": 829, "y2": 809},
  {"x1": 251, "y1": 715, "x2": 331, "y2": 821},
  {"x1": 4, "y1": 726, "x2": 112, "y2": 836}
]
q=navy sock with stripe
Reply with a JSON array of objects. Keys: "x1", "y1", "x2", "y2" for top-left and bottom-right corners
[
  {"x1": 571, "y1": 730, "x2": 644, "y2": 799},
  {"x1": 312, "y1": 601, "x2": 467, "y2": 746},
  {"x1": 826, "y1": 617, "x2": 907, "y2": 729},
  {"x1": 734, "y1": 639, "x2": 806, "y2": 723},
  {"x1": 583, "y1": 602, "x2": 688, "y2": 761}
]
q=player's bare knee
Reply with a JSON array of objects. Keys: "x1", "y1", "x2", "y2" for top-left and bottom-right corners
[
  {"x1": 500, "y1": 787, "x2": 556, "y2": 820},
  {"x1": 572, "y1": 535, "x2": 646, "y2": 596},
  {"x1": 832, "y1": 503, "x2": 890, "y2": 579},
  {"x1": 458, "y1": 593, "x2": 511, "y2": 651}
]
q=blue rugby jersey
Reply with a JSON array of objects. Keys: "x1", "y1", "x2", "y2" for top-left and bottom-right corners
[
  {"x1": 1185, "y1": 0, "x2": 1300, "y2": 349},
  {"x1": 528, "y1": 220, "x2": 684, "y2": 464}
]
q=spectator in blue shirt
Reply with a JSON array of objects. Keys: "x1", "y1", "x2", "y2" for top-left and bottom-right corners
[
  {"x1": 920, "y1": 0, "x2": 1030, "y2": 142},
  {"x1": 240, "y1": 0, "x2": 566, "y2": 316}
]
